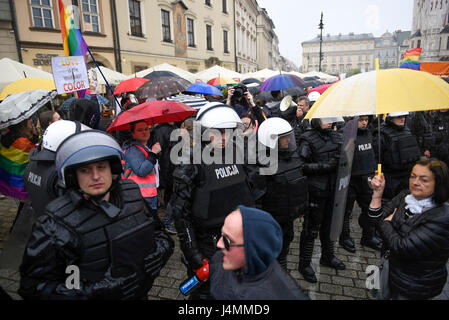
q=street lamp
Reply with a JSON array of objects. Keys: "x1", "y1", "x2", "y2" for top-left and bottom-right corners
[{"x1": 319, "y1": 12, "x2": 324, "y2": 72}]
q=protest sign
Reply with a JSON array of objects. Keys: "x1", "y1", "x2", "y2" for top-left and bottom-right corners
[{"x1": 51, "y1": 56, "x2": 88, "y2": 94}]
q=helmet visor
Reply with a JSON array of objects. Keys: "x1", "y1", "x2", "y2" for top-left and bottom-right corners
[{"x1": 277, "y1": 130, "x2": 296, "y2": 152}]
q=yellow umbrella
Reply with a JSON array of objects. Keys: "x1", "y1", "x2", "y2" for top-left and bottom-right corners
[
  {"x1": 304, "y1": 68, "x2": 449, "y2": 119},
  {"x1": 304, "y1": 64, "x2": 449, "y2": 176},
  {"x1": 0, "y1": 78, "x2": 56, "y2": 100}
]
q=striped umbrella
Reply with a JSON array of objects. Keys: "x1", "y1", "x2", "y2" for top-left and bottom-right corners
[
  {"x1": 163, "y1": 94, "x2": 208, "y2": 110},
  {"x1": 207, "y1": 77, "x2": 238, "y2": 87}
]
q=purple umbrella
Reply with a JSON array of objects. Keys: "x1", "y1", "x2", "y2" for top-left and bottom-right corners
[{"x1": 259, "y1": 74, "x2": 306, "y2": 91}]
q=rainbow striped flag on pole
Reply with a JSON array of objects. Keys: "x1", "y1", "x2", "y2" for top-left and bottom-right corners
[
  {"x1": 399, "y1": 48, "x2": 422, "y2": 70},
  {"x1": 58, "y1": 0, "x2": 87, "y2": 58}
]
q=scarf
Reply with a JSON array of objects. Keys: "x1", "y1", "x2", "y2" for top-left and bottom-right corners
[{"x1": 404, "y1": 194, "x2": 437, "y2": 215}]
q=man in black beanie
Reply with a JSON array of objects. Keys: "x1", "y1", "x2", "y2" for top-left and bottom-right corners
[{"x1": 210, "y1": 205, "x2": 309, "y2": 300}]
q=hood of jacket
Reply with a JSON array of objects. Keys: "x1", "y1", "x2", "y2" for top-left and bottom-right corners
[{"x1": 238, "y1": 205, "x2": 282, "y2": 276}]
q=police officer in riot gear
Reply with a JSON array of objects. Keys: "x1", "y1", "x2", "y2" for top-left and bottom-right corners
[
  {"x1": 432, "y1": 109, "x2": 449, "y2": 166},
  {"x1": 19, "y1": 130, "x2": 173, "y2": 300},
  {"x1": 407, "y1": 111, "x2": 435, "y2": 157},
  {"x1": 340, "y1": 116, "x2": 382, "y2": 253},
  {"x1": 257, "y1": 117, "x2": 308, "y2": 271},
  {"x1": 297, "y1": 117, "x2": 345, "y2": 283},
  {"x1": 373, "y1": 112, "x2": 422, "y2": 202},
  {"x1": 169, "y1": 102, "x2": 258, "y2": 300},
  {"x1": 23, "y1": 120, "x2": 90, "y2": 218}
]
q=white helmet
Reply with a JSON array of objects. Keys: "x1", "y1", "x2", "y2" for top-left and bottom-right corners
[
  {"x1": 387, "y1": 112, "x2": 409, "y2": 117},
  {"x1": 258, "y1": 117, "x2": 295, "y2": 150},
  {"x1": 308, "y1": 91, "x2": 321, "y2": 102},
  {"x1": 196, "y1": 102, "x2": 242, "y2": 129},
  {"x1": 42, "y1": 120, "x2": 90, "y2": 152}
]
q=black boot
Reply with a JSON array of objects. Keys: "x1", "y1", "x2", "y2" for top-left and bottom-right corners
[
  {"x1": 298, "y1": 234, "x2": 317, "y2": 283},
  {"x1": 320, "y1": 241, "x2": 346, "y2": 270},
  {"x1": 361, "y1": 226, "x2": 382, "y2": 251},
  {"x1": 339, "y1": 211, "x2": 356, "y2": 253}
]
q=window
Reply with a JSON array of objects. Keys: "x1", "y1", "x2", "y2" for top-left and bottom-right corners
[
  {"x1": 187, "y1": 18, "x2": 195, "y2": 47},
  {"x1": 30, "y1": 0, "x2": 54, "y2": 28},
  {"x1": 161, "y1": 9, "x2": 171, "y2": 42},
  {"x1": 223, "y1": 30, "x2": 229, "y2": 53},
  {"x1": 81, "y1": 0, "x2": 100, "y2": 33},
  {"x1": 417, "y1": 39, "x2": 421, "y2": 48},
  {"x1": 447, "y1": 36, "x2": 449, "y2": 50},
  {"x1": 129, "y1": 0, "x2": 142, "y2": 37},
  {"x1": 206, "y1": 25, "x2": 213, "y2": 50},
  {"x1": 205, "y1": 0, "x2": 211, "y2": 6},
  {"x1": 222, "y1": 0, "x2": 227, "y2": 13}
]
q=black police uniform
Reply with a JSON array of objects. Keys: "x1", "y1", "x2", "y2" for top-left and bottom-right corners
[
  {"x1": 373, "y1": 120, "x2": 422, "y2": 202},
  {"x1": 407, "y1": 111, "x2": 435, "y2": 155},
  {"x1": 19, "y1": 180, "x2": 174, "y2": 300},
  {"x1": 340, "y1": 127, "x2": 381, "y2": 252},
  {"x1": 431, "y1": 110, "x2": 449, "y2": 166},
  {"x1": 23, "y1": 148, "x2": 60, "y2": 219},
  {"x1": 297, "y1": 123, "x2": 345, "y2": 282},
  {"x1": 259, "y1": 149, "x2": 308, "y2": 270},
  {"x1": 170, "y1": 146, "x2": 257, "y2": 300}
]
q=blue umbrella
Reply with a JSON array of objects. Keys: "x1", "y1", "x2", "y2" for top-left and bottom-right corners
[
  {"x1": 259, "y1": 74, "x2": 306, "y2": 91},
  {"x1": 185, "y1": 82, "x2": 223, "y2": 96},
  {"x1": 59, "y1": 94, "x2": 109, "y2": 110}
]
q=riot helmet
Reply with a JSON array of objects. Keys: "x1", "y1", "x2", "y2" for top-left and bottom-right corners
[
  {"x1": 196, "y1": 102, "x2": 243, "y2": 129},
  {"x1": 55, "y1": 130, "x2": 124, "y2": 190},
  {"x1": 258, "y1": 117, "x2": 296, "y2": 151}
]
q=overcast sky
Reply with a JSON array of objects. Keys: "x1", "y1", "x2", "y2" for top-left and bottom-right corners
[{"x1": 256, "y1": 0, "x2": 415, "y2": 68}]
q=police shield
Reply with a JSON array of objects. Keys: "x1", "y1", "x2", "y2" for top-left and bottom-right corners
[
  {"x1": 330, "y1": 117, "x2": 358, "y2": 241},
  {"x1": 0, "y1": 201, "x2": 36, "y2": 270}
]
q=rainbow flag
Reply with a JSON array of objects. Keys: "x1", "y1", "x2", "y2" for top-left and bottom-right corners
[
  {"x1": 400, "y1": 48, "x2": 422, "y2": 70},
  {"x1": 58, "y1": 0, "x2": 87, "y2": 58},
  {"x1": 0, "y1": 138, "x2": 35, "y2": 200}
]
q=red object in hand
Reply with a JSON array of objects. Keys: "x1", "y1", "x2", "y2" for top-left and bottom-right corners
[{"x1": 194, "y1": 259, "x2": 209, "y2": 282}]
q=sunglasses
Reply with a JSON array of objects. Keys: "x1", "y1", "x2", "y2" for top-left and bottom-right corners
[
  {"x1": 419, "y1": 156, "x2": 442, "y2": 167},
  {"x1": 222, "y1": 234, "x2": 244, "y2": 251}
]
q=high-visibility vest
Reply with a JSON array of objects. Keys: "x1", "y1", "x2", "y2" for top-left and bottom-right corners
[{"x1": 122, "y1": 144, "x2": 157, "y2": 198}]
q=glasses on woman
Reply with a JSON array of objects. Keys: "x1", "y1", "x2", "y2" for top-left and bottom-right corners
[{"x1": 222, "y1": 234, "x2": 244, "y2": 251}]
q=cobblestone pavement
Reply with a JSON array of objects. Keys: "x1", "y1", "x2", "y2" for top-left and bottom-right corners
[{"x1": 1, "y1": 195, "x2": 448, "y2": 300}]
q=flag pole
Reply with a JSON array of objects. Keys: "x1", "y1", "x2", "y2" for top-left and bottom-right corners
[{"x1": 85, "y1": 45, "x2": 122, "y2": 112}]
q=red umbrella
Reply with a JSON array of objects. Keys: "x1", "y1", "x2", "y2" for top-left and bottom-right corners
[
  {"x1": 306, "y1": 83, "x2": 336, "y2": 95},
  {"x1": 107, "y1": 100, "x2": 197, "y2": 132},
  {"x1": 113, "y1": 77, "x2": 149, "y2": 96}
]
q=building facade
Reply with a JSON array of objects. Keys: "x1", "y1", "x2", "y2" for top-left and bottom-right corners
[
  {"x1": 6, "y1": 0, "x2": 289, "y2": 78},
  {"x1": 0, "y1": 0, "x2": 19, "y2": 61},
  {"x1": 256, "y1": 6, "x2": 276, "y2": 70},
  {"x1": 115, "y1": 0, "x2": 236, "y2": 75},
  {"x1": 302, "y1": 32, "x2": 375, "y2": 75},
  {"x1": 411, "y1": 0, "x2": 449, "y2": 61},
  {"x1": 235, "y1": 0, "x2": 257, "y2": 73},
  {"x1": 374, "y1": 31, "x2": 399, "y2": 69},
  {"x1": 13, "y1": 0, "x2": 116, "y2": 73}
]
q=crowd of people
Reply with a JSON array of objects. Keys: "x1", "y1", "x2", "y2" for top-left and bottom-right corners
[{"x1": 0, "y1": 81, "x2": 448, "y2": 301}]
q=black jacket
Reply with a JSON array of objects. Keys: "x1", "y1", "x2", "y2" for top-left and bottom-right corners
[
  {"x1": 18, "y1": 180, "x2": 173, "y2": 300},
  {"x1": 369, "y1": 190, "x2": 449, "y2": 299}
]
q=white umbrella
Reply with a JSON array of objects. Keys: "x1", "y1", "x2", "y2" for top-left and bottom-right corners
[
  {"x1": 126, "y1": 63, "x2": 197, "y2": 83},
  {"x1": 0, "y1": 89, "x2": 57, "y2": 129},
  {"x1": 0, "y1": 58, "x2": 54, "y2": 92},
  {"x1": 195, "y1": 65, "x2": 242, "y2": 83},
  {"x1": 89, "y1": 66, "x2": 127, "y2": 86}
]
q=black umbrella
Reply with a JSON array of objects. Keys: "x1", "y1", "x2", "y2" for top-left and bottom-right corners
[
  {"x1": 241, "y1": 78, "x2": 262, "y2": 85},
  {"x1": 285, "y1": 86, "x2": 306, "y2": 97},
  {"x1": 254, "y1": 91, "x2": 274, "y2": 101},
  {"x1": 137, "y1": 71, "x2": 192, "y2": 100}
]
